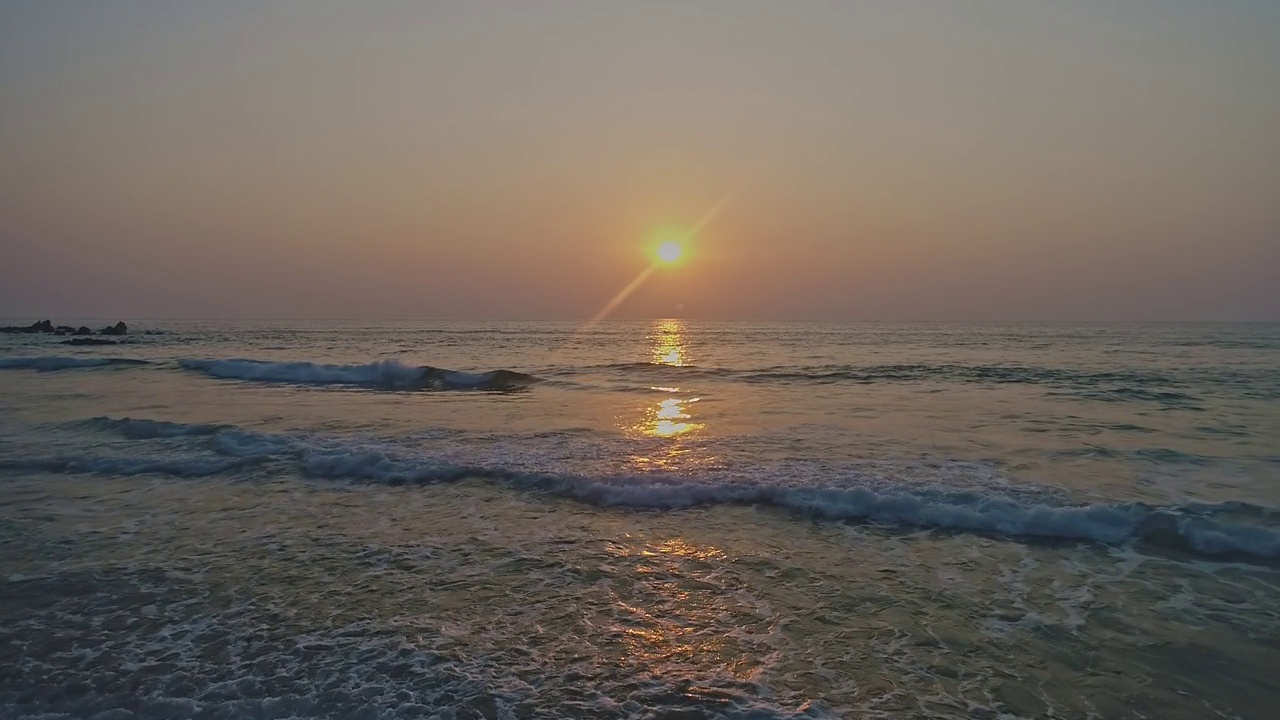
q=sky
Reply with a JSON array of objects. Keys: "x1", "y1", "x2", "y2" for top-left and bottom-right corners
[{"x1": 2, "y1": 1, "x2": 1278, "y2": 321}]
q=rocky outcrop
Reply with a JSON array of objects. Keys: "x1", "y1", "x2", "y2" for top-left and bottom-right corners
[
  {"x1": 1, "y1": 319, "x2": 133, "y2": 335},
  {"x1": 0, "y1": 319, "x2": 55, "y2": 333},
  {"x1": 64, "y1": 338, "x2": 120, "y2": 346}
]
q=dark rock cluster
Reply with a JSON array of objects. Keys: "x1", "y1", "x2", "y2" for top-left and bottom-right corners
[{"x1": 1, "y1": 319, "x2": 128, "y2": 337}]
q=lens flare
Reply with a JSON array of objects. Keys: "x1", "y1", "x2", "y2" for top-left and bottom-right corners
[{"x1": 580, "y1": 189, "x2": 739, "y2": 329}]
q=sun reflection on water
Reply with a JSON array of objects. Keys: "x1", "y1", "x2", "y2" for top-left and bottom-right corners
[
  {"x1": 627, "y1": 391, "x2": 706, "y2": 471},
  {"x1": 649, "y1": 397, "x2": 702, "y2": 438},
  {"x1": 604, "y1": 323, "x2": 759, "y2": 677},
  {"x1": 650, "y1": 319, "x2": 690, "y2": 367},
  {"x1": 624, "y1": 321, "x2": 710, "y2": 471},
  {"x1": 604, "y1": 537, "x2": 757, "y2": 679}
]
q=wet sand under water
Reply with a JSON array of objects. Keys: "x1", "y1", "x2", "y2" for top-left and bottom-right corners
[{"x1": 1, "y1": 474, "x2": 1277, "y2": 719}]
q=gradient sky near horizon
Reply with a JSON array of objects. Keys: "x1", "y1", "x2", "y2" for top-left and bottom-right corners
[{"x1": 3, "y1": 1, "x2": 1278, "y2": 321}]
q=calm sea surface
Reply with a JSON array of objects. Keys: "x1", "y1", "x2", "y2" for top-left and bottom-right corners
[{"x1": 1, "y1": 320, "x2": 1278, "y2": 718}]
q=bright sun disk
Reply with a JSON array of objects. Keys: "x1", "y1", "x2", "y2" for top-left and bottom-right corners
[{"x1": 657, "y1": 241, "x2": 683, "y2": 264}]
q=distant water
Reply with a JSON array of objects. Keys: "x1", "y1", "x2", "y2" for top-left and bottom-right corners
[{"x1": 2, "y1": 320, "x2": 1277, "y2": 719}]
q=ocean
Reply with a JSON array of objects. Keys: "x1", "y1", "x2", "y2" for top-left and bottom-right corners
[{"x1": 1, "y1": 319, "x2": 1277, "y2": 719}]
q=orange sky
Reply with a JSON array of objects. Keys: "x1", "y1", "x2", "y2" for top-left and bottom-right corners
[{"x1": 2, "y1": 2, "x2": 1278, "y2": 320}]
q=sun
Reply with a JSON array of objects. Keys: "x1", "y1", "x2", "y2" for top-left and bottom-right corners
[{"x1": 656, "y1": 241, "x2": 684, "y2": 265}]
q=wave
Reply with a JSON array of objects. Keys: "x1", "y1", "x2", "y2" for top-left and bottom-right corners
[
  {"x1": 0, "y1": 455, "x2": 250, "y2": 478},
  {"x1": 760, "y1": 364, "x2": 1194, "y2": 396},
  {"x1": 1056, "y1": 388, "x2": 1202, "y2": 405},
  {"x1": 589, "y1": 361, "x2": 1184, "y2": 385},
  {"x1": 12, "y1": 416, "x2": 1279, "y2": 562},
  {"x1": 179, "y1": 358, "x2": 539, "y2": 391},
  {"x1": 576, "y1": 362, "x2": 1218, "y2": 405},
  {"x1": 0, "y1": 356, "x2": 149, "y2": 371},
  {"x1": 78, "y1": 416, "x2": 230, "y2": 439}
]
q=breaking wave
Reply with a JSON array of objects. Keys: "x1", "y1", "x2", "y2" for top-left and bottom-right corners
[
  {"x1": 0, "y1": 356, "x2": 149, "y2": 371},
  {"x1": 179, "y1": 358, "x2": 539, "y2": 391},
  {"x1": 11, "y1": 416, "x2": 1278, "y2": 562},
  {"x1": 3, "y1": 353, "x2": 1266, "y2": 404}
]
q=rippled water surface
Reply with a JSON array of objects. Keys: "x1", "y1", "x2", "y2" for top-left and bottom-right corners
[{"x1": 1, "y1": 320, "x2": 1278, "y2": 718}]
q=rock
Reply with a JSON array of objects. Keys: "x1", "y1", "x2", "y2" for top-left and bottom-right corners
[
  {"x1": 75, "y1": 326, "x2": 93, "y2": 335},
  {"x1": 64, "y1": 338, "x2": 119, "y2": 346},
  {"x1": 99, "y1": 321, "x2": 128, "y2": 336},
  {"x1": 0, "y1": 319, "x2": 55, "y2": 333}
]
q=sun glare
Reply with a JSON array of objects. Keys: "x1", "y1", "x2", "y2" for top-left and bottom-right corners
[{"x1": 657, "y1": 241, "x2": 684, "y2": 265}]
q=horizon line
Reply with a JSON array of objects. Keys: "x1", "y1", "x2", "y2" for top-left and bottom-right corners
[{"x1": 2, "y1": 316, "x2": 1277, "y2": 325}]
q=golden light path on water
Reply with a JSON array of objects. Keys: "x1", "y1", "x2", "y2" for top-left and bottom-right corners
[
  {"x1": 601, "y1": 536, "x2": 754, "y2": 680},
  {"x1": 614, "y1": 323, "x2": 741, "y2": 676},
  {"x1": 650, "y1": 318, "x2": 689, "y2": 367},
  {"x1": 625, "y1": 319, "x2": 706, "y2": 474}
]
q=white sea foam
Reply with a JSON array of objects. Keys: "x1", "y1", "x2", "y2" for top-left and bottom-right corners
[
  {"x1": 11, "y1": 416, "x2": 1279, "y2": 561},
  {"x1": 209, "y1": 430, "x2": 295, "y2": 458},
  {"x1": 0, "y1": 562, "x2": 841, "y2": 720}
]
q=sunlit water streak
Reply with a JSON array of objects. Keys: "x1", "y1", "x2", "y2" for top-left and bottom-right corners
[{"x1": 1, "y1": 320, "x2": 1278, "y2": 719}]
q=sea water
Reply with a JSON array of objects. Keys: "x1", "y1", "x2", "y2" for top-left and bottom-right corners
[{"x1": 1, "y1": 320, "x2": 1277, "y2": 718}]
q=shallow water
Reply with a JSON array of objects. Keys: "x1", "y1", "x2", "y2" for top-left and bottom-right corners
[{"x1": 1, "y1": 320, "x2": 1278, "y2": 718}]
